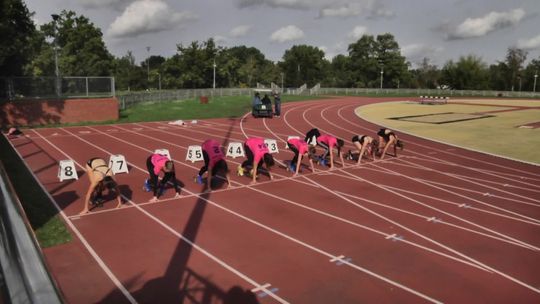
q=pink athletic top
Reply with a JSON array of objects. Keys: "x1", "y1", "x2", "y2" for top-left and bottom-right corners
[
  {"x1": 287, "y1": 138, "x2": 309, "y2": 154},
  {"x1": 202, "y1": 139, "x2": 224, "y2": 168},
  {"x1": 246, "y1": 137, "x2": 268, "y2": 164},
  {"x1": 151, "y1": 154, "x2": 169, "y2": 175},
  {"x1": 318, "y1": 134, "x2": 337, "y2": 148}
]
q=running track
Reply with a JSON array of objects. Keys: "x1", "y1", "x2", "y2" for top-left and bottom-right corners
[{"x1": 8, "y1": 96, "x2": 540, "y2": 303}]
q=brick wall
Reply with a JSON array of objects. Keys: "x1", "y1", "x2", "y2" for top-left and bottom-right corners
[{"x1": 0, "y1": 98, "x2": 119, "y2": 127}]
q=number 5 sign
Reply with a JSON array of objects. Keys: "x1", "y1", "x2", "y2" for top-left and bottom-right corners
[
  {"x1": 109, "y1": 154, "x2": 129, "y2": 174},
  {"x1": 58, "y1": 160, "x2": 78, "y2": 181},
  {"x1": 186, "y1": 145, "x2": 204, "y2": 162}
]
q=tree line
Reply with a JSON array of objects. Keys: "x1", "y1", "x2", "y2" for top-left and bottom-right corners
[{"x1": 2, "y1": 0, "x2": 540, "y2": 92}]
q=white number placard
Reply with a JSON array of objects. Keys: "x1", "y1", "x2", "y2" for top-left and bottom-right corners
[
  {"x1": 186, "y1": 145, "x2": 204, "y2": 162},
  {"x1": 109, "y1": 154, "x2": 129, "y2": 174},
  {"x1": 226, "y1": 142, "x2": 245, "y2": 158},
  {"x1": 58, "y1": 160, "x2": 78, "y2": 181},
  {"x1": 264, "y1": 139, "x2": 279, "y2": 154}
]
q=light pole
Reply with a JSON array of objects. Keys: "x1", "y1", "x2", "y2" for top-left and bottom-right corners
[
  {"x1": 281, "y1": 72, "x2": 284, "y2": 92},
  {"x1": 52, "y1": 14, "x2": 60, "y2": 97},
  {"x1": 519, "y1": 76, "x2": 522, "y2": 92},
  {"x1": 534, "y1": 72, "x2": 538, "y2": 92},
  {"x1": 213, "y1": 59, "x2": 216, "y2": 89},
  {"x1": 146, "y1": 46, "x2": 150, "y2": 86},
  {"x1": 380, "y1": 66, "x2": 384, "y2": 89}
]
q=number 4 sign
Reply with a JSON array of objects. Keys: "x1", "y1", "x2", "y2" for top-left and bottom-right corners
[
  {"x1": 186, "y1": 145, "x2": 204, "y2": 162},
  {"x1": 58, "y1": 160, "x2": 78, "y2": 181},
  {"x1": 109, "y1": 154, "x2": 129, "y2": 174},
  {"x1": 226, "y1": 142, "x2": 245, "y2": 158}
]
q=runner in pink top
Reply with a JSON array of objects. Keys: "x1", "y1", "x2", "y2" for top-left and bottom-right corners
[
  {"x1": 286, "y1": 137, "x2": 316, "y2": 176},
  {"x1": 238, "y1": 137, "x2": 275, "y2": 184},
  {"x1": 196, "y1": 139, "x2": 230, "y2": 190},
  {"x1": 316, "y1": 133, "x2": 345, "y2": 169},
  {"x1": 145, "y1": 153, "x2": 181, "y2": 203}
]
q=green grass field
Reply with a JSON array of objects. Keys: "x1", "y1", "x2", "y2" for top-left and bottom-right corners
[{"x1": 356, "y1": 100, "x2": 540, "y2": 164}]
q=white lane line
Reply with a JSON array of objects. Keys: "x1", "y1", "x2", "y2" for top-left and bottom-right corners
[
  {"x1": 398, "y1": 158, "x2": 540, "y2": 205},
  {"x1": 334, "y1": 188, "x2": 533, "y2": 251},
  {"x1": 406, "y1": 156, "x2": 540, "y2": 190},
  {"x1": 49, "y1": 128, "x2": 290, "y2": 304},
  {"x1": 29, "y1": 129, "x2": 138, "y2": 304},
  {"x1": 392, "y1": 160, "x2": 540, "y2": 223},
  {"x1": 82, "y1": 124, "x2": 444, "y2": 303}
]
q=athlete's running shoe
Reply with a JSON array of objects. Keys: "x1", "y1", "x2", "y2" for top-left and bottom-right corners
[
  {"x1": 143, "y1": 179, "x2": 151, "y2": 192},
  {"x1": 237, "y1": 166, "x2": 244, "y2": 176},
  {"x1": 195, "y1": 175, "x2": 203, "y2": 184}
]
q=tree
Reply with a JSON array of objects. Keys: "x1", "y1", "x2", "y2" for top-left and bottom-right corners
[
  {"x1": 35, "y1": 10, "x2": 113, "y2": 76},
  {"x1": 441, "y1": 55, "x2": 489, "y2": 90},
  {"x1": 348, "y1": 33, "x2": 409, "y2": 88},
  {"x1": 327, "y1": 54, "x2": 353, "y2": 87},
  {"x1": 0, "y1": 0, "x2": 37, "y2": 76},
  {"x1": 505, "y1": 47, "x2": 527, "y2": 91},
  {"x1": 414, "y1": 57, "x2": 441, "y2": 89},
  {"x1": 523, "y1": 57, "x2": 540, "y2": 91},
  {"x1": 113, "y1": 51, "x2": 146, "y2": 91},
  {"x1": 280, "y1": 45, "x2": 328, "y2": 87}
]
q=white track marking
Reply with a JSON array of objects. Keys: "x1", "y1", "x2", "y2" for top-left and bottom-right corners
[
  {"x1": 29, "y1": 130, "x2": 139, "y2": 304},
  {"x1": 50, "y1": 128, "x2": 290, "y2": 303},
  {"x1": 58, "y1": 127, "x2": 443, "y2": 304}
]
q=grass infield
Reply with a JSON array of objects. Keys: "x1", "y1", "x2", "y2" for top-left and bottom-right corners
[{"x1": 357, "y1": 99, "x2": 540, "y2": 164}]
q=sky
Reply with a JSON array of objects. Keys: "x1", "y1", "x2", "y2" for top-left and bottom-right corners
[{"x1": 25, "y1": 0, "x2": 540, "y2": 68}]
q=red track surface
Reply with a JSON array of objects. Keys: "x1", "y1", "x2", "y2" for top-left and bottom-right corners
[{"x1": 8, "y1": 96, "x2": 540, "y2": 303}]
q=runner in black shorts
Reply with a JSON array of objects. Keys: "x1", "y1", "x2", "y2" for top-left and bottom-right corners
[
  {"x1": 377, "y1": 128, "x2": 404, "y2": 160},
  {"x1": 348, "y1": 135, "x2": 377, "y2": 164},
  {"x1": 81, "y1": 157, "x2": 122, "y2": 214}
]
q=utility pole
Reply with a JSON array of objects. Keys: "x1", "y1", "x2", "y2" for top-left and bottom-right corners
[
  {"x1": 534, "y1": 71, "x2": 538, "y2": 92},
  {"x1": 52, "y1": 14, "x2": 60, "y2": 97},
  {"x1": 213, "y1": 59, "x2": 216, "y2": 89},
  {"x1": 380, "y1": 66, "x2": 384, "y2": 89},
  {"x1": 281, "y1": 72, "x2": 284, "y2": 92},
  {"x1": 146, "y1": 46, "x2": 151, "y2": 87}
]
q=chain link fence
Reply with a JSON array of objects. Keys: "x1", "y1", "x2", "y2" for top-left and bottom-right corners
[
  {"x1": 316, "y1": 87, "x2": 540, "y2": 98},
  {"x1": 0, "y1": 76, "x2": 115, "y2": 101}
]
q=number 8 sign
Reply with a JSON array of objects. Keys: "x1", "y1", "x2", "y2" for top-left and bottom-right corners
[{"x1": 58, "y1": 159, "x2": 78, "y2": 181}]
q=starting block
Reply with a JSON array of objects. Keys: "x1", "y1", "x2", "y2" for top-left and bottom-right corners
[
  {"x1": 264, "y1": 139, "x2": 279, "y2": 154},
  {"x1": 154, "y1": 149, "x2": 171, "y2": 160},
  {"x1": 285, "y1": 136, "x2": 300, "y2": 149},
  {"x1": 108, "y1": 154, "x2": 129, "y2": 174},
  {"x1": 186, "y1": 145, "x2": 204, "y2": 162},
  {"x1": 226, "y1": 142, "x2": 245, "y2": 158},
  {"x1": 58, "y1": 160, "x2": 78, "y2": 181}
]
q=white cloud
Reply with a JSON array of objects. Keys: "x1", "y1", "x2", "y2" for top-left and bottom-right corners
[
  {"x1": 213, "y1": 35, "x2": 228, "y2": 43},
  {"x1": 401, "y1": 43, "x2": 444, "y2": 66},
  {"x1": 238, "y1": 0, "x2": 394, "y2": 18},
  {"x1": 348, "y1": 26, "x2": 368, "y2": 40},
  {"x1": 79, "y1": 0, "x2": 133, "y2": 10},
  {"x1": 319, "y1": 1, "x2": 394, "y2": 19},
  {"x1": 517, "y1": 34, "x2": 540, "y2": 50},
  {"x1": 107, "y1": 0, "x2": 197, "y2": 38},
  {"x1": 230, "y1": 25, "x2": 252, "y2": 37},
  {"x1": 237, "y1": 0, "x2": 313, "y2": 10},
  {"x1": 270, "y1": 25, "x2": 304, "y2": 43},
  {"x1": 446, "y1": 8, "x2": 525, "y2": 40}
]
